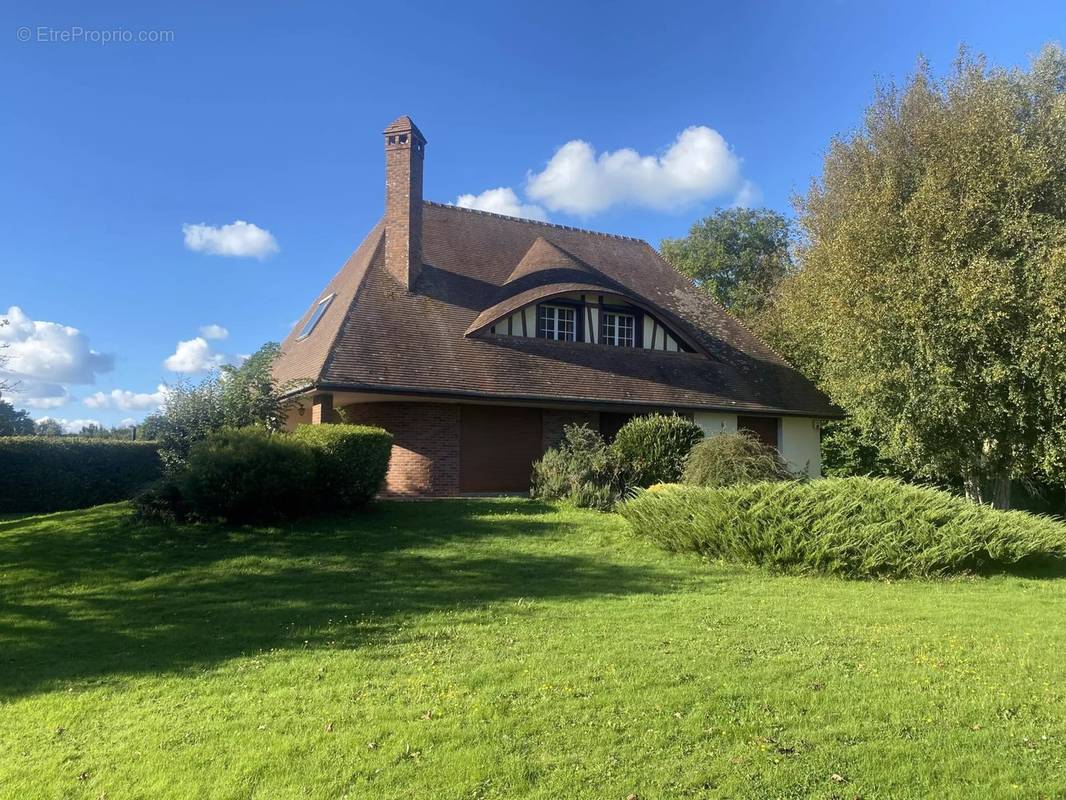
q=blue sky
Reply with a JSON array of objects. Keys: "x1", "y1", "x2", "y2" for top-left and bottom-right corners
[{"x1": 2, "y1": 0, "x2": 1062, "y2": 429}]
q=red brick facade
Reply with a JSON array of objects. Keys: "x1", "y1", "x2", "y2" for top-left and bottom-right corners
[{"x1": 343, "y1": 402, "x2": 460, "y2": 497}]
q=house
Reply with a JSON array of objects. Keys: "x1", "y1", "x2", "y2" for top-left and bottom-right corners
[{"x1": 273, "y1": 116, "x2": 839, "y2": 496}]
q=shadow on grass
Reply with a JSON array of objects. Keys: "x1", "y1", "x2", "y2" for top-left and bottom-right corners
[{"x1": 0, "y1": 500, "x2": 676, "y2": 698}]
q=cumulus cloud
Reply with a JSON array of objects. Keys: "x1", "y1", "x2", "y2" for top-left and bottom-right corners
[
  {"x1": 0, "y1": 306, "x2": 113, "y2": 385},
  {"x1": 455, "y1": 188, "x2": 548, "y2": 222},
  {"x1": 163, "y1": 337, "x2": 231, "y2": 373},
  {"x1": 83, "y1": 384, "x2": 168, "y2": 411},
  {"x1": 183, "y1": 220, "x2": 279, "y2": 259},
  {"x1": 37, "y1": 417, "x2": 102, "y2": 435},
  {"x1": 525, "y1": 126, "x2": 748, "y2": 215},
  {"x1": 19, "y1": 382, "x2": 72, "y2": 409},
  {"x1": 199, "y1": 324, "x2": 229, "y2": 340}
]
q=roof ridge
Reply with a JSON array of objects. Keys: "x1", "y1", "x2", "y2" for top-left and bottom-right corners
[{"x1": 424, "y1": 200, "x2": 646, "y2": 243}]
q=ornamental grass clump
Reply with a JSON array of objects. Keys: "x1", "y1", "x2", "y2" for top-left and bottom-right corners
[
  {"x1": 620, "y1": 477, "x2": 1066, "y2": 579},
  {"x1": 682, "y1": 431, "x2": 791, "y2": 487}
]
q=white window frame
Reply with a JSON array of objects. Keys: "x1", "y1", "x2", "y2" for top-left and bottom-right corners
[
  {"x1": 601, "y1": 310, "x2": 635, "y2": 347},
  {"x1": 537, "y1": 304, "x2": 576, "y2": 341}
]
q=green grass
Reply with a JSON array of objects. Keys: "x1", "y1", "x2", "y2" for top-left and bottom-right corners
[{"x1": 2, "y1": 501, "x2": 1066, "y2": 798}]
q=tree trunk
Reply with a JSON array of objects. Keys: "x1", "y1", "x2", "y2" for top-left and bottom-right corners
[
  {"x1": 963, "y1": 473, "x2": 985, "y2": 505},
  {"x1": 989, "y1": 473, "x2": 1011, "y2": 510}
]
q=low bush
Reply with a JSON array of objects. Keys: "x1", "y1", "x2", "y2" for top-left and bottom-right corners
[
  {"x1": 178, "y1": 428, "x2": 315, "y2": 524},
  {"x1": 620, "y1": 477, "x2": 1066, "y2": 579},
  {"x1": 132, "y1": 477, "x2": 188, "y2": 523},
  {"x1": 531, "y1": 424, "x2": 621, "y2": 510},
  {"x1": 291, "y1": 424, "x2": 392, "y2": 509},
  {"x1": 683, "y1": 431, "x2": 791, "y2": 487},
  {"x1": 612, "y1": 414, "x2": 704, "y2": 489},
  {"x1": 0, "y1": 437, "x2": 161, "y2": 513}
]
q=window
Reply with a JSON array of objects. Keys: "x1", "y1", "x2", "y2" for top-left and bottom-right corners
[
  {"x1": 537, "y1": 304, "x2": 576, "y2": 341},
  {"x1": 601, "y1": 311, "x2": 635, "y2": 347},
  {"x1": 298, "y1": 294, "x2": 335, "y2": 339}
]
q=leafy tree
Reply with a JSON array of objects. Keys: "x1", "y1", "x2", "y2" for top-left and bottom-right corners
[
  {"x1": 0, "y1": 400, "x2": 34, "y2": 436},
  {"x1": 0, "y1": 316, "x2": 15, "y2": 399},
  {"x1": 661, "y1": 208, "x2": 795, "y2": 323},
  {"x1": 34, "y1": 418, "x2": 64, "y2": 436},
  {"x1": 143, "y1": 342, "x2": 292, "y2": 472},
  {"x1": 775, "y1": 45, "x2": 1066, "y2": 508}
]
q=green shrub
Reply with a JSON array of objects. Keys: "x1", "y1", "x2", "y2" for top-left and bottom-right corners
[
  {"x1": 0, "y1": 437, "x2": 161, "y2": 513},
  {"x1": 291, "y1": 424, "x2": 392, "y2": 508},
  {"x1": 683, "y1": 431, "x2": 791, "y2": 487},
  {"x1": 611, "y1": 414, "x2": 704, "y2": 489},
  {"x1": 620, "y1": 477, "x2": 1066, "y2": 579},
  {"x1": 531, "y1": 424, "x2": 621, "y2": 510},
  {"x1": 132, "y1": 477, "x2": 188, "y2": 523},
  {"x1": 179, "y1": 428, "x2": 315, "y2": 523}
]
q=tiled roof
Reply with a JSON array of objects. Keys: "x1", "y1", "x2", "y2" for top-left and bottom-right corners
[{"x1": 274, "y1": 203, "x2": 839, "y2": 417}]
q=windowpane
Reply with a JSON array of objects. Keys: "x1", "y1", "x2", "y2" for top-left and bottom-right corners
[
  {"x1": 298, "y1": 294, "x2": 335, "y2": 339},
  {"x1": 602, "y1": 311, "x2": 635, "y2": 347},
  {"x1": 537, "y1": 305, "x2": 575, "y2": 341}
]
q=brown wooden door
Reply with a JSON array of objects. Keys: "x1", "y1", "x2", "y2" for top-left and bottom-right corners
[
  {"x1": 460, "y1": 405, "x2": 543, "y2": 492},
  {"x1": 738, "y1": 416, "x2": 780, "y2": 450}
]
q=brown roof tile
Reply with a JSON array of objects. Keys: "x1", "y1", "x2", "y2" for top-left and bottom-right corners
[{"x1": 274, "y1": 203, "x2": 839, "y2": 417}]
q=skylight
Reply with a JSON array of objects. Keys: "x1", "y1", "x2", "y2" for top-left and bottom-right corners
[{"x1": 298, "y1": 294, "x2": 335, "y2": 339}]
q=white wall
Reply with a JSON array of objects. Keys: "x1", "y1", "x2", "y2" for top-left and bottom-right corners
[
  {"x1": 779, "y1": 416, "x2": 822, "y2": 478},
  {"x1": 694, "y1": 412, "x2": 822, "y2": 478}
]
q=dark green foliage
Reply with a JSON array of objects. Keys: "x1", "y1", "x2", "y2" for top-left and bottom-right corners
[
  {"x1": 620, "y1": 477, "x2": 1066, "y2": 578},
  {"x1": 0, "y1": 400, "x2": 34, "y2": 436},
  {"x1": 0, "y1": 437, "x2": 161, "y2": 513},
  {"x1": 531, "y1": 424, "x2": 621, "y2": 510},
  {"x1": 612, "y1": 414, "x2": 704, "y2": 489},
  {"x1": 144, "y1": 341, "x2": 294, "y2": 473},
  {"x1": 179, "y1": 428, "x2": 315, "y2": 524},
  {"x1": 820, "y1": 420, "x2": 897, "y2": 478},
  {"x1": 131, "y1": 477, "x2": 188, "y2": 523},
  {"x1": 291, "y1": 424, "x2": 392, "y2": 509},
  {"x1": 660, "y1": 207, "x2": 795, "y2": 322},
  {"x1": 683, "y1": 431, "x2": 791, "y2": 487}
]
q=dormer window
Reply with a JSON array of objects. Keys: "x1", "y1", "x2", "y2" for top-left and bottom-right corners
[
  {"x1": 298, "y1": 293, "x2": 335, "y2": 339},
  {"x1": 537, "y1": 304, "x2": 576, "y2": 341},
  {"x1": 601, "y1": 311, "x2": 635, "y2": 347}
]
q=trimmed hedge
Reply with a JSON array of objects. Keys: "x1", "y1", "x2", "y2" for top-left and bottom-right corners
[
  {"x1": 620, "y1": 477, "x2": 1066, "y2": 579},
  {"x1": 0, "y1": 437, "x2": 161, "y2": 513},
  {"x1": 179, "y1": 428, "x2": 315, "y2": 524},
  {"x1": 291, "y1": 424, "x2": 393, "y2": 509},
  {"x1": 612, "y1": 414, "x2": 704, "y2": 489}
]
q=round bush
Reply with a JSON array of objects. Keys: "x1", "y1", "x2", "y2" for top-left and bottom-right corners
[
  {"x1": 179, "y1": 427, "x2": 315, "y2": 523},
  {"x1": 620, "y1": 477, "x2": 1066, "y2": 578},
  {"x1": 683, "y1": 431, "x2": 791, "y2": 487},
  {"x1": 611, "y1": 414, "x2": 704, "y2": 489},
  {"x1": 291, "y1": 424, "x2": 392, "y2": 508}
]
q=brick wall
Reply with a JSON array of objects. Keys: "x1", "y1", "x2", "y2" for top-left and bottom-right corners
[
  {"x1": 342, "y1": 402, "x2": 459, "y2": 497},
  {"x1": 542, "y1": 409, "x2": 600, "y2": 450}
]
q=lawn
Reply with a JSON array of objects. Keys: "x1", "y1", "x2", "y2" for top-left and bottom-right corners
[{"x1": 1, "y1": 501, "x2": 1065, "y2": 799}]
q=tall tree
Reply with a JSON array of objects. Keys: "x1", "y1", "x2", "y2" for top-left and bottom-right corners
[
  {"x1": 0, "y1": 400, "x2": 34, "y2": 436},
  {"x1": 776, "y1": 45, "x2": 1066, "y2": 507},
  {"x1": 660, "y1": 208, "x2": 795, "y2": 323}
]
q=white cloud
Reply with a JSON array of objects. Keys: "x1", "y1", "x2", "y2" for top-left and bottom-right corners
[
  {"x1": 455, "y1": 188, "x2": 549, "y2": 222},
  {"x1": 163, "y1": 337, "x2": 230, "y2": 373},
  {"x1": 83, "y1": 384, "x2": 168, "y2": 411},
  {"x1": 525, "y1": 126, "x2": 748, "y2": 215},
  {"x1": 732, "y1": 180, "x2": 762, "y2": 208},
  {"x1": 183, "y1": 220, "x2": 279, "y2": 259},
  {"x1": 19, "y1": 382, "x2": 72, "y2": 409},
  {"x1": 199, "y1": 324, "x2": 229, "y2": 340},
  {"x1": 0, "y1": 306, "x2": 113, "y2": 385},
  {"x1": 37, "y1": 417, "x2": 102, "y2": 435},
  {"x1": 118, "y1": 418, "x2": 137, "y2": 428}
]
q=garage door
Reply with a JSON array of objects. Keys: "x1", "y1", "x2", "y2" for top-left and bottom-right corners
[{"x1": 460, "y1": 405, "x2": 543, "y2": 493}]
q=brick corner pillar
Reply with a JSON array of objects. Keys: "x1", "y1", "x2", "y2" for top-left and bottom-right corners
[{"x1": 311, "y1": 393, "x2": 334, "y2": 425}]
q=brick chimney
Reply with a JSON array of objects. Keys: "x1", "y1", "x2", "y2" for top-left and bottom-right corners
[{"x1": 383, "y1": 115, "x2": 426, "y2": 291}]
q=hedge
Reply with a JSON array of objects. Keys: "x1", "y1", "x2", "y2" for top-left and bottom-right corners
[
  {"x1": 290, "y1": 424, "x2": 393, "y2": 509},
  {"x1": 0, "y1": 437, "x2": 162, "y2": 513},
  {"x1": 620, "y1": 477, "x2": 1066, "y2": 579}
]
